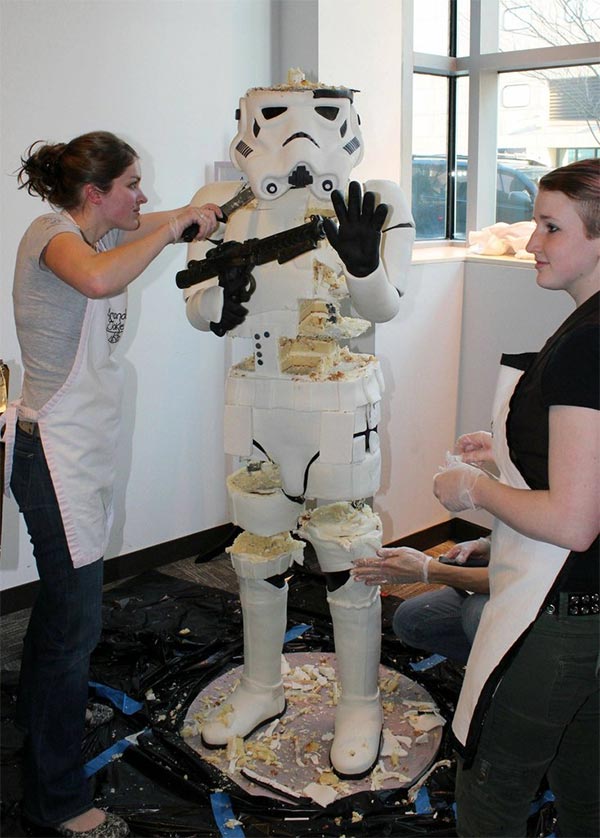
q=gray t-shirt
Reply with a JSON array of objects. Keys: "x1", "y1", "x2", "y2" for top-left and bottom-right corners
[{"x1": 13, "y1": 213, "x2": 122, "y2": 410}]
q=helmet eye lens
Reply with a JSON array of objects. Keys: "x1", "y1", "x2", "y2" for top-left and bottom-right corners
[
  {"x1": 315, "y1": 106, "x2": 339, "y2": 121},
  {"x1": 262, "y1": 107, "x2": 288, "y2": 120}
]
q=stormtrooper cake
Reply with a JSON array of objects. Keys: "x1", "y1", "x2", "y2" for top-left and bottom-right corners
[{"x1": 182, "y1": 69, "x2": 415, "y2": 778}]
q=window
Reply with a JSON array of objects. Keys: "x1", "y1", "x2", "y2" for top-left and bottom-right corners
[
  {"x1": 413, "y1": 0, "x2": 450, "y2": 54},
  {"x1": 498, "y1": 0, "x2": 600, "y2": 51},
  {"x1": 408, "y1": 0, "x2": 600, "y2": 241},
  {"x1": 502, "y1": 5, "x2": 532, "y2": 32},
  {"x1": 412, "y1": 75, "x2": 449, "y2": 239},
  {"x1": 498, "y1": 67, "x2": 600, "y2": 173}
]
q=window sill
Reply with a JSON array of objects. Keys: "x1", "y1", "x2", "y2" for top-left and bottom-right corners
[{"x1": 412, "y1": 241, "x2": 535, "y2": 269}]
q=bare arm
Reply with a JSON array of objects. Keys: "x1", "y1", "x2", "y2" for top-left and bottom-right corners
[
  {"x1": 435, "y1": 405, "x2": 599, "y2": 552},
  {"x1": 351, "y1": 545, "x2": 490, "y2": 593},
  {"x1": 473, "y1": 405, "x2": 599, "y2": 552},
  {"x1": 43, "y1": 204, "x2": 220, "y2": 299},
  {"x1": 120, "y1": 204, "x2": 222, "y2": 244},
  {"x1": 427, "y1": 561, "x2": 490, "y2": 593}
]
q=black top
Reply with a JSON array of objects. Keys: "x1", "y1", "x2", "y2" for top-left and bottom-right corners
[{"x1": 504, "y1": 291, "x2": 599, "y2": 594}]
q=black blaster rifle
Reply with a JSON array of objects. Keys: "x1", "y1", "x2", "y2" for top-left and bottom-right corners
[{"x1": 175, "y1": 215, "x2": 326, "y2": 289}]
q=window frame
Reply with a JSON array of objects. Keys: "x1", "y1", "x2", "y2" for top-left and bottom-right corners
[{"x1": 403, "y1": 0, "x2": 600, "y2": 241}]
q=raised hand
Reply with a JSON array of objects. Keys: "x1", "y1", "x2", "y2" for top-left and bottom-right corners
[{"x1": 323, "y1": 181, "x2": 388, "y2": 277}]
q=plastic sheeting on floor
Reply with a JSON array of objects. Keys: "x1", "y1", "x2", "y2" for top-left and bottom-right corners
[{"x1": 1, "y1": 559, "x2": 558, "y2": 837}]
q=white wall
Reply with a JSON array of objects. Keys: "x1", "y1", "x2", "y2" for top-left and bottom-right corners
[
  {"x1": 1, "y1": 0, "x2": 272, "y2": 588},
  {"x1": 273, "y1": 0, "x2": 319, "y2": 83},
  {"x1": 318, "y1": 0, "x2": 405, "y2": 186},
  {"x1": 376, "y1": 258, "x2": 464, "y2": 542}
]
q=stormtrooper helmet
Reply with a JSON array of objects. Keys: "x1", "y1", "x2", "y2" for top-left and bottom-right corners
[{"x1": 230, "y1": 81, "x2": 364, "y2": 201}]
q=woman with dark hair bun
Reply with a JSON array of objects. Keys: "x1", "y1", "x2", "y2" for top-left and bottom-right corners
[
  {"x1": 3, "y1": 131, "x2": 221, "y2": 837},
  {"x1": 434, "y1": 158, "x2": 599, "y2": 836}
]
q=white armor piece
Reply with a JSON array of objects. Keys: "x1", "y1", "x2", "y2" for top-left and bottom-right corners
[
  {"x1": 230, "y1": 84, "x2": 364, "y2": 202},
  {"x1": 184, "y1": 77, "x2": 414, "y2": 779}
]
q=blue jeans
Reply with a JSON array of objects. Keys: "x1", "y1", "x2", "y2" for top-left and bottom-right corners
[
  {"x1": 455, "y1": 604, "x2": 599, "y2": 837},
  {"x1": 393, "y1": 587, "x2": 488, "y2": 664},
  {"x1": 10, "y1": 424, "x2": 104, "y2": 827}
]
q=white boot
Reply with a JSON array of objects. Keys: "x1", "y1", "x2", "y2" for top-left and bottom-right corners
[
  {"x1": 328, "y1": 576, "x2": 383, "y2": 778},
  {"x1": 201, "y1": 577, "x2": 287, "y2": 746}
]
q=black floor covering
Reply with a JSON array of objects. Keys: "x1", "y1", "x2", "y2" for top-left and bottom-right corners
[{"x1": 1, "y1": 560, "x2": 556, "y2": 837}]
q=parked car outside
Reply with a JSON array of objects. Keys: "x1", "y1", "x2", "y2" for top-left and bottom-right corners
[{"x1": 411, "y1": 154, "x2": 550, "y2": 240}]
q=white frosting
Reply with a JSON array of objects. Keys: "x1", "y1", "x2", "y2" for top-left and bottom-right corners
[
  {"x1": 227, "y1": 462, "x2": 304, "y2": 536},
  {"x1": 299, "y1": 501, "x2": 382, "y2": 545},
  {"x1": 297, "y1": 501, "x2": 382, "y2": 571}
]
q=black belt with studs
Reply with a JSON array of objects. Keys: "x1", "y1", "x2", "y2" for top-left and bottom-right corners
[{"x1": 545, "y1": 592, "x2": 600, "y2": 617}]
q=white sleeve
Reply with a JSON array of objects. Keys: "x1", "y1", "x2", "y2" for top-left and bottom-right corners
[
  {"x1": 344, "y1": 180, "x2": 414, "y2": 322},
  {"x1": 181, "y1": 181, "x2": 238, "y2": 331},
  {"x1": 184, "y1": 281, "x2": 224, "y2": 331},
  {"x1": 365, "y1": 178, "x2": 415, "y2": 296},
  {"x1": 345, "y1": 265, "x2": 401, "y2": 323}
]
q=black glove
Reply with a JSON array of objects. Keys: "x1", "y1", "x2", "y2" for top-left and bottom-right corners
[
  {"x1": 209, "y1": 264, "x2": 256, "y2": 337},
  {"x1": 323, "y1": 181, "x2": 388, "y2": 277}
]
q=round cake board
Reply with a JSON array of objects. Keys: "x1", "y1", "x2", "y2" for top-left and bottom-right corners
[{"x1": 182, "y1": 652, "x2": 444, "y2": 807}]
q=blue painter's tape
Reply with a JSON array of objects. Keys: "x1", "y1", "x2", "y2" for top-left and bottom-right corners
[
  {"x1": 409, "y1": 654, "x2": 447, "y2": 671},
  {"x1": 210, "y1": 792, "x2": 245, "y2": 837},
  {"x1": 284, "y1": 623, "x2": 310, "y2": 643},
  {"x1": 84, "y1": 739, "x2": 132, "y2": 778},
  {"x1": 529, "y1": 787, "x2": 555, "y2": 814},
  {"x1": 84, "y1": 729, "x2": 150, "y2": 778},
  {"x1": 415, "y1": 785, "x2": 433, "y2": 814},
  {"x1": 89, "y1": 681, "x2": 144, "y2": 714}
]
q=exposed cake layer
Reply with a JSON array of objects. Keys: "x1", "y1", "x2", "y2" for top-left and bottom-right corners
[
  {"x1": 231, "y1": 346, "x2": 380, "y2": 388},
  {"x1": 278, "y1": 336, "x2": 339, "y2": 375},
  {"x1": 227, "y1": 530, "x2": 306, "y2": 579},
  {"x1": 249, "y1": 68, "x2": 352, "y2": 94},
  {"x1": 298, "y1": 299, "x2": 370, "y2": 340},
  {"x1": 297, "y1": 501, "x2": 382, "y2": 571},
  {"x1": 312, "y1": 258, "x2": 348, "y2": 298},
  {"x1": 227, "y1": 462, "x2": 304, "y2": 536},
  {"x1": 227, "y1": 461, "x2": 282, "y2": 494},
  {"x1": 299, "y1": 501, "x2": 382, "y2": 544}
]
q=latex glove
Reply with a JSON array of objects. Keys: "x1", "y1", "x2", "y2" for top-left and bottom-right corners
[
  {"x1": 454, "y1": 431, "x2": 495, "y2": 466},
  {"x1": 210, "y1": 264, "x2": 255, "y2": 336},
  {"x1": 168, "y1": 203, "x2": 221, "y2": 243},
  {"x1": 323, "y1": 181, "x2": 388, "y2": 277},
  {"x1": 351, "y1": 547, "x2": 432, "y2": 586},
  {"x1": 444, "y1": 537, "x2": 490, "y2": 565},
  {"x1": 433, "y1": 456, "x2": 483, "y2": 512}
]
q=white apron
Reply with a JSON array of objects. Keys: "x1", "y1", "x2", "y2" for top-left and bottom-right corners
[
  {"x1": 452, "y1": 358, "x2": 569, "y2": 753},
  {"x1": 2, "y1": 292, "x2": 127, "y2": 568}
]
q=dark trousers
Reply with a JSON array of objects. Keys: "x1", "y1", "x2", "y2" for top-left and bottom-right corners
[
  {"x1": 456, "y1": 604, "x2": 600, "y2": 837},
  {"x1": 393, "y1": 587, "x2": 488, "y2": 664},
  {"x1": 11, "y1": 424, "x2": 104, "y2": 827}
]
